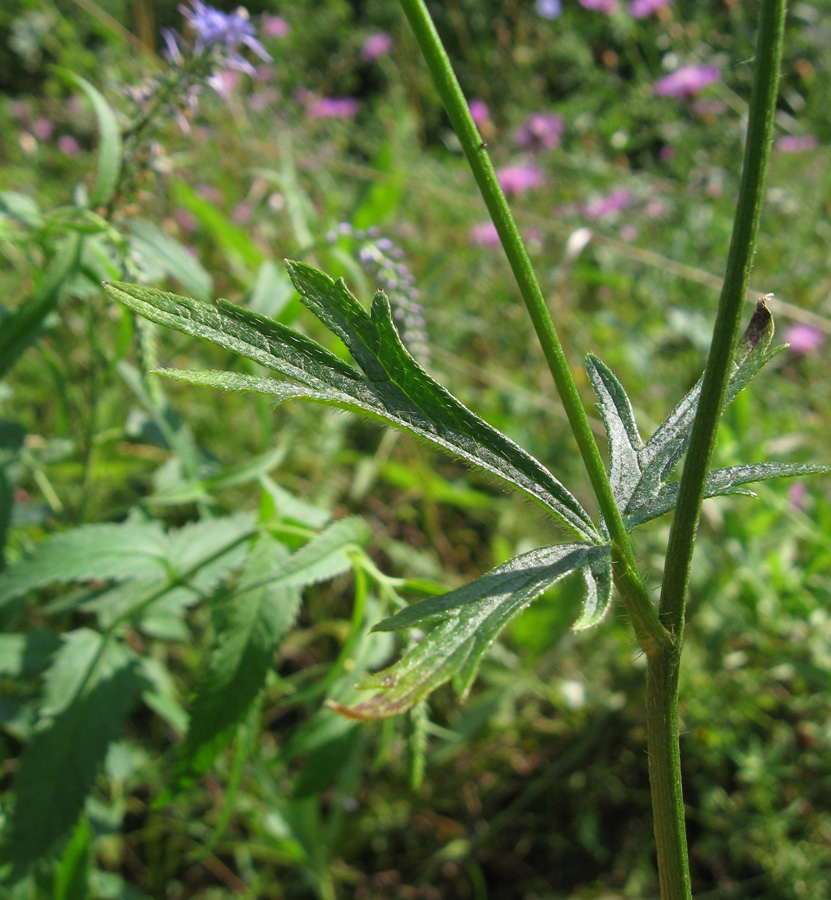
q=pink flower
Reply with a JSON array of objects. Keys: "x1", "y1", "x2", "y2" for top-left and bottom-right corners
[
  {"x1": 777, "y1": 135, "x2": 818, "y2": 153},
  {"x1": 361, "y1": 32, "x2": 392, "y2": 62},
  {"x1": 306, "y1": 97, "x2": 359, "y2": 119},
  {"x1": 628, "y1": 0, "x2": 675, "y2": 18},
  {"x1": 57, "y1": 135, "x2": 80, "y2": 155},
  {"x1": 32, "y1": 119, "x2": 54, "y2": 140},
  {"x1": 262, "y1": 15, "x2": 289, "y2": 38},
  {"x1": 654, "y1": 65, "x2": 720, "y2": 98},
  {"x1": 783, "y1": 323, "x2": 824, "y2": 355},
  {"x1": 232, "y1": 202, "x2": 251, "y2": 224},
  {"x1": 469, "y1": 222, "x2": 500, "y2": 246},
  {"x1": 174, "y1": 208, "x2": 198, "y2": 231},
  {"x1": 497, "y1": 164, "x2": 544, "y2": 196},
  {"x1": 468, "y1": 99, "x2": 490, "y2": 129},
  {"x1": 579, "y1": 0, "x2": 619, "y2": 13},
  {"x1": 513, "y1": 112, "x2": 564, "y2": 152},
  {"x1": 788, "y1": 482, "x2": 807, "y2": 510},
  {"x1": 583, "y1": 188, "x2": 631, "y2": 220}
]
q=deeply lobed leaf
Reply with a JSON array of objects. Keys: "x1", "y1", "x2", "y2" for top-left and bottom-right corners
[
  {"x1": 586, "y1": 299, "x2": 827, "y2": 530},
  {"x1": 104, "y1": 271, "x2": 599, "y2": 541},
  {"x1": 329, "y1": 543, "x2": 610, "y2": 719}
]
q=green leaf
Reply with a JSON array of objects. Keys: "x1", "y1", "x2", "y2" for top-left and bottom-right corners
[
  {"x1": 574, "y1": 543, "x2": 614, "y2": 631},
  {"x1": 179, "y1": 537, "x2": 301, "y2": 777},
  {"x1": 625, "y1": 462, "x2": 831, "y2": 529},
  {"x1": 0, "y1": 521, "x2": 168, "y2": 612},
  {"x1": 0, "y1": 232, "x2": 83, "y2": 379},
  {"x1": 104, "y1": 269, "x2": 598, "y2": 541},
  {"x1": 171, "y1": 179, "x2": 263, "y2": 273},
  {"x1": 330, "y1": 543, "x2": 607, "y2": 719},
  {"x1": 52, "y1": 817, "x2": 92, "y2": 900},
  {"x1": 626, "y1": 300, "x2": 783, "y2": 517},
  {"x1": 586, "y1": 354, "x2": 643, "y2": 504},
  {"x1": 1, "y1": 630, "x2": 142, "y2": 876},
  {"x1": 128, "y1": 220, "x2": 213, "y2": 302},
  {"x1": 61, "y1": 72, "x2": 122, "y2": 207},
  {"x1": 173, "y1": 517, "x2": 367, "y2": 781},
  {"x1": 0, "y1": 629, "x2": 61, "y2": 677}
]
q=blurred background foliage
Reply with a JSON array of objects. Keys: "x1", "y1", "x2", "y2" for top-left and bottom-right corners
[{"x1": 1, "y1": 0, "x2": 830, "y2": 898}]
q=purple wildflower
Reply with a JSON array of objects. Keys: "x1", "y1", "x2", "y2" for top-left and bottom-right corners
[
  {"x1": 583, "y1": 188, "x2": 631, "y2": 220},
  {"x1": 513, "y1": 112, "x2": 564, "y2": 152},
  {"x1": 469, "y1": 99, "x2": 491, "y2": 129},
  {"x1": 783, "y1": 323, "x2": 824, "y2": 355},
  {"x1": 58, "y1": 135, "x2": 80, "y2": 155},
  {"x1": 788, "y1": 482, "x2": 807, "y2": 510},
  {"x1": 579, "y1": 0, "x2": 619, "y2": 13},
  {"x1": 535, "y1": 0, "x2": 563, "y2": 19},
  {"x1": 777, "y1": 135, "x2": 818, "y2": 153},
  {"x1": 31, "y1": 119, "x2": 54, "y2": 140},
  {"x1": 362, "y1": 32, "x2": 393, "y2": 62},
  {"x1": 261, "y1": 15, "x2": 289, "y2": 38},
  {"x1": 497, "y1": 164, "x2": 544, "y2": 196},
  {"x1": 306, "y1": 97, "x2": 359, "y2": 119},
  {"x1": 165, "y1": 2, "x2": 271, "y2": 78},
  {"x1": 654, "y1": 65, "x2": 719, "y2": 99},
  {"x1": 628, "y1": 0, "x2": 675, "y2": 18},
  {"x1": 174, "y1": 208, "x2": 198, "y2": 231},
  {"x1": 469, "y1": 222, "x2": 500, "y2": 246},
  {"x1": 232, "y1": 202, "x2": 252, "y2": 224}
]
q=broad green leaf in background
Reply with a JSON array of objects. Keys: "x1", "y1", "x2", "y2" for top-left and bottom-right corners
[
  {"x1": 177, "y1": 537, "x2": 301, "y2": 779},
  {"x1": 171, "y1": 179, "x2": 264, "y2": 276},
  {"x1": 0, "y1": 520, "x2": 168, "y2": 612},
  {"x1": 0, "y1": 514, "x2": 258, "y2": 631},
  {"x1": 104, "y1": 266, "x2": 599, "y2": 541},
  {"x1": 52, "y1": 818, "x2": 93, "y2": 900},
  {"x1": 0, "y1": 630, "x2": 142, "y2": 876},
  {"x1": 60, "y1": 72, "x2": 122, "y2": 207},
  {"x1": 128, "y1": 220, "x2": 213, "y2": 302},
  {"x1": 177, "y1": 518, "x2": 368, "y2": 777},
  {"x1": 0, "y1": 421, "x2": 25, "y2": 569},
  {"x1": 0, "y1": 629, "x2": 61, "y2": 677},
  {"x1": 0, "y1": 232, "x2": 83, "y2": 380},
  {"x1": 329, "y1": 543, "x2": 608, "y2": 719}
]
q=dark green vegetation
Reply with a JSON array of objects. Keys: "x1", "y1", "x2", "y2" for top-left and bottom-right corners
[{"x1": 1, "y1": 1, "x2": 830, "y2": 898}]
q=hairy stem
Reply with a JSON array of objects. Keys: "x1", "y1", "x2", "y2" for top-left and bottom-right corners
[
  {"x1": 648, "y1": 2, "x2": 786, "y2": 897},
  {"x1": 397, "y1": 0, "x2": 671, "y2": 655}
]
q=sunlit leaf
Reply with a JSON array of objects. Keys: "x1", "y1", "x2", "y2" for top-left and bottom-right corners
[
  {"x1": 586, "y1": 353, "x2": 643, "y2": 504},
  {"x1": 329, "y1": 543, "x2": 608, "y2": 719},
  {"x1": 104, "y1": 269, "x2": 598, "y2": 540},
  {"x1": 624, "y1": 461, "x2": 831, "y2": 528}
]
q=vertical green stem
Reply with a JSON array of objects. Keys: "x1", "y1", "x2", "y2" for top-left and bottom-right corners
[
  {"x1": 397, "y1": 0, "x2": 670, "y2": 655},
  {"x1": 648, "y1": 2, "x2": 786, "y2": 898}
]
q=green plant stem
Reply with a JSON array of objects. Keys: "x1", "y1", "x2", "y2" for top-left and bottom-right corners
[
  {"x1": 648, "y1": 2, "x2": 786, "y2": 898},
  {"x1": 397, "y1": 0, "x2": 671, "y2": 656}
]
